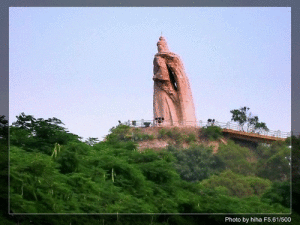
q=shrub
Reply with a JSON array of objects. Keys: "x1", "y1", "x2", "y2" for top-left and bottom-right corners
[
  {"x1": 158, "y1": 128, "x2": 167, "y2": 139},
  {"x1": 165, "y1": 130, "x2": 173, "y2": 139},
  {"x1": 142, "y1": 134, "x2": 151, "y2": 140},
  {"x1": 186, "y1": 133, "x2": 196, "y2": 143},
  {"x1": 162, "y1": 128, "x2": 183, "y2": 145},
  {"x1": 148, "y1": 134, "x2": 154, "y2": 140},
  {"x1": 131, "y1": 133, "x2": 155, "y2": 141},
  {"x1": 106, "y1": 125, "x2": 131, "y2": 142},
  {"x1": 175, "y1": 134, "x2": 184, "y2": 145},
  {"x1": 158, "y1": 128, "x2": 182, "y2": 144},
  {"x1": 201, "y1": 126, "x2": 223, "y2": 141}
]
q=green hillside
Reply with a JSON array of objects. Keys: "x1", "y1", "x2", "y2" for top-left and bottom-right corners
[{"x1": 1, "y1": 114, "x2": 298, "y2": 224}]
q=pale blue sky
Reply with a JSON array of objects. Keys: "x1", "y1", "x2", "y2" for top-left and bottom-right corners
[{"x1": 9, "y1": 7, "x2": 291, "y2": 141}]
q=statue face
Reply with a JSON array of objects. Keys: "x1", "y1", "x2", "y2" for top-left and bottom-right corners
[
  {"x1": 157, "y1": 44, "x2": 163, "y2": 53},
  {"x1": 157, "y1": 44, "x2": 169, "y2": 53}
]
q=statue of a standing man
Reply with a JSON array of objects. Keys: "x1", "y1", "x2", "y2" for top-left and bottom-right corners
[{"x1": 153, "y1": 36, "x2": 197, "y2": 126}]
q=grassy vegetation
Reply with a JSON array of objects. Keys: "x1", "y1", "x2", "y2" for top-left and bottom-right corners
[{"x1": 158, "y1": 127, "x2": 197, "y2": 145}]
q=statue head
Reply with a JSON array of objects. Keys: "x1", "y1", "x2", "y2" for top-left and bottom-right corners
[{"x1": 157, "y1": 36, "x2": 169, "y2": 53}]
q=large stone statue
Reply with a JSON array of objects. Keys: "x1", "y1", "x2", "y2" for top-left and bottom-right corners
[{"x1": 153, "y1": 36, "x2": 197, "y2": 126}]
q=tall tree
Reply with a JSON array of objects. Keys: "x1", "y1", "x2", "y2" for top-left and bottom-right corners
[
  {"x1": 11, "y1": 113, "x2": 82, "y2": 154},
  {"x1": 230, "y1": 106, "x2": 249, "y2": 130},
  {"x1": 230, "y1": 106, "x2": 269, "y2": 132},
  {"x1": 85, "y1": 137, "x2": 99, "y2": 146}
]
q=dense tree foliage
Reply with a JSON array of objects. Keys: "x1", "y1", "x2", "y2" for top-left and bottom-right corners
[
  {"x1": 290, "y1": 134, "x2": 300, "y2": 214},
  {"x1": 216, "y1": 140, "x2": 256, "y2": 176},
  {"x1": 167, "y1": 144, "x2": 224, "y2": 182},
  {"x1": 261, "y1": 181, "x2": 290, "y2": 209},
  {"x1": 200, "y1": 170, "x2": 272, "y2": 198},
  {"x1": 10, "y1": 112, "x2": 82, "y2": 154},
  {"x1": 255, "y1": 141, "x2": 291, "y2": 181},
  {"x1": 1, "y1": 114, "x2": 297, "y2": 224},
  {"x1": 0, "y1": 115, "x2": 9, "y2": 224}
]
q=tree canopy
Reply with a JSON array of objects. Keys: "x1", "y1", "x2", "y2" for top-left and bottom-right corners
[{"x1": 230, "y1": 106, "x2": 269, "y2": 132}]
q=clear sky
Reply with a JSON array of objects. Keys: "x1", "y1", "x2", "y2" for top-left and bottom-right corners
[{"x1": 9, "y1": 7, "x2": 291, "y2": 141}]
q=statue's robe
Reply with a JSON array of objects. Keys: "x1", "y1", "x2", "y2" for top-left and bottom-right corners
[{"x1": 153, "y1": 52, "x2": 196, "y2": 126}]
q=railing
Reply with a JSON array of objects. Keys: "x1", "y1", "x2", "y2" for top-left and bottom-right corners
[
  {"x1": 213, "y1": 121, "x2": 291, "y2": 139},
  {"x1": 119, "y1": 119, "x2": 291, "y2": 139}
]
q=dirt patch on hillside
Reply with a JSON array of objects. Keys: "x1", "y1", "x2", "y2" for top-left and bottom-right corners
[
  {"x1": 138, "y1": 139, "x2": 172, "y2": 151},
  {"x1": 206, "y1": 138, "x2": 228, "y2": 153}
]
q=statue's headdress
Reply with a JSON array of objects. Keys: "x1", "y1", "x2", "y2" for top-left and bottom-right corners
[{"x1": 157, "y1": 36, "x2": 169, "y2": 53}]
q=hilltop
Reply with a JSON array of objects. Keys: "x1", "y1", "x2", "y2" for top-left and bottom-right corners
[{"x1": 127, "y1": 126, "x2": 227, "y2": 153}]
